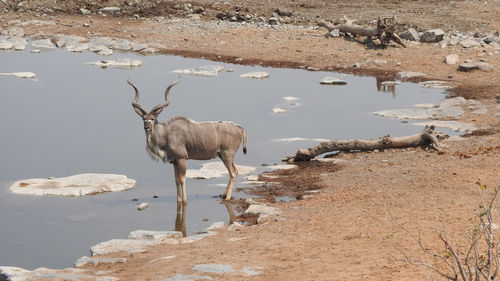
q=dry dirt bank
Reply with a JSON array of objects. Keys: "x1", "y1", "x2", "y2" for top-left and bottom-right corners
[{"x1": 1, "y1": 1, "x2": 500, "y2": 280}]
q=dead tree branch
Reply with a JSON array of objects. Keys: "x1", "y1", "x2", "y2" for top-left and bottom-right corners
[
  {"x1": 318, "y1": 16, "x2": 407, "y2": 48},
  {"x1": 285, "y1": 125, "x2": 440, "y2": 162}
]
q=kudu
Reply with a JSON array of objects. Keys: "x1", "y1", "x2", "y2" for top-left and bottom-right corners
[{"x1": 127, "y1": 78, "x2": 247, "y2": 203}]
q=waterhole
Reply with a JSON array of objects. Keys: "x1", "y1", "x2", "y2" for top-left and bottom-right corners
[{"x1": 0, "y1": 47, "x2": 445, "y2": 269}]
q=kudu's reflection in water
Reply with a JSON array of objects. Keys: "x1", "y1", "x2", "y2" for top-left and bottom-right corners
[{"x1": 174, "y1": 201, "x2": 237, "y2": 237}]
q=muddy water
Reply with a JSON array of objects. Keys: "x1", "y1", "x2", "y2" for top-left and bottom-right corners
[{"x1": 0, "y1": 47, "x2": 446, "y2": 269}]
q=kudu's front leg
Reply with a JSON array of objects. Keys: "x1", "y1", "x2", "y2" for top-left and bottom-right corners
[{"x1": 173, "y1": 159, "x2": 188, "y2": 204}]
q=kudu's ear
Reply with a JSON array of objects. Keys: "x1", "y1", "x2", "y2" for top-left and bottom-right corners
[
  {"x1": 150, "y1": 105, "x2": 165, "y2": 117},
  {"x1": 133, "y1": 104, "x2": 147, "y2": 117}
]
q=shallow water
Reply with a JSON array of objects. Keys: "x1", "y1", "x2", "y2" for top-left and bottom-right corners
[{"x1": 0, "y1": 47, "x2": 446, "y2": 269}]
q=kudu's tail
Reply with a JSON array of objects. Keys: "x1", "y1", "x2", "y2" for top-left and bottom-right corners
[{"x1": 241, "y1": 127, "x2": 248, "y2": 154}]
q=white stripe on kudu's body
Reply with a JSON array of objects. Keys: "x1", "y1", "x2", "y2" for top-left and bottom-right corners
[{"x1": 128, "y1": 78, "x2": 247, "y2": 203}]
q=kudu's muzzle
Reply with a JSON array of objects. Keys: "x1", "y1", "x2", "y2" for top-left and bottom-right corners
[{"x1": 144, "y1": 121, "x2": 153, "y2": 131}]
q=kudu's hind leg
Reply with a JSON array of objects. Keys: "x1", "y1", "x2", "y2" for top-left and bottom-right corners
[
  {"x1": 220, "y1": 154, "x2": 238, "y2": 200},
  {"x1": 173, "y1": 159, "x2": 188, "y2": 204}
]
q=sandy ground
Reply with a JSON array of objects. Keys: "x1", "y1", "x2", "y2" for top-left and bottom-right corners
[{"x1": 1, "y1": 1, "x2": 500, "y2": 280}]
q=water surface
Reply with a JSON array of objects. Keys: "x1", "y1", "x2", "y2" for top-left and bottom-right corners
[{"x1": 0, "y1": 47, "x2": 446, "y2": 269}]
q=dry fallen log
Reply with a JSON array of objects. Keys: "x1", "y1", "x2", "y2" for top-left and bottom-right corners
[
  {"x1": 318, "y1": 17, "x2": 406, "y2": 48},
  {"x1": 285, "y1": 125, "x2": 440, "y2": 162}
]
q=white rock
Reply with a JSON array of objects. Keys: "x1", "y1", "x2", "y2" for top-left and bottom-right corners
[
  {"x1": 412, "y1": 103, "x2": 437, "y2": 109},
  {"x1": 375, "y1": 97, "x2": 470, "y2": 120},
  {"x1": 128, "y1": 230, "x2": 183, "y2": 240},
  {"x1": 137, "y1": 202, "x2": 149, "y2": 210},
  {"x1": 267, "y1": 164, "x2": 296, "y2": 170},
  {"x1": 172, "y1": 65, "x2": 225, "y2": 77},
  {"x1": 181, "y1": 232, "x2": 215, "y2": 244},
  {"x1": 98, "y1": 48, "x2": 113, "y2": 56},
  {"x1": 0, "y1": 266, "x2": 118, "y2": 281},
  {"x1": 87, "y1": 58, "x2": 142, "y2": 68},
  {"x1": 89, "y1": 37, "x2": 115, "y2": 47},
  {"x1": 90, "y1": 239, "x2": 165, "y2": 256},
  {"x1": 186, "y1": 161, "x2": 255, "y2": 179},
  {"x1": 113, "y1": 39, "x2": 131, "y2": 50},
  {"x1": 31, "y1": 49, "x2": 41, "y2": 53},
  {"x1": 320, "y1": 77, "x2": 347, "y2": 85},
  {"x1": 131, "y1": 43, "x2": 148, "y2": 51},
  {"x1": 396, "y1": 71, "x2": 426, "y2": 79},
  {"x1": 10, "y1": 173, "x2": 136, "y2": 196},
  {"x1": 100, "y1": 6, "x2": 121, "y2": 13},
  {"x1": 31, "y1": 39, "x2": 55, "y2": 49},
  {"x1": 74, "y1": 256, "x2": 127, "y2": 268},
  {"x1": 204, "y1": 221, "x2": 225, "y2": 231},
  {"x1": 271, "y1": 107, "x2": 286, "y2": 113},
  {"x1": 418, "y1": 80, "x2": 451, "y2": 89},
  {"x1": 0, "y1": 72, "x2": 36, "y2": 78},
  {"x1": 245, "y1": 204, "x2": 281, "y2": 216},
  {"x1": 0, "y1": 41, "x2": 14, "y2": 50},
  {"x1": 460, "y1": 38, "x2": 481, "y2": 48},
  {"x1": 413, "y1": 121, "x2": 477, "y2": 132},
  {"x1": 66, "y1": 42, "x2": 89, "y2": 52},
  {"x1": 240, "y1": 71, "x2": 270, "y2": 79},
  {"x1": 282, "y1": 96, "x2": 298, "y2": 101},
  {"x1": 444, "y1": 54, "x2": 459, "y2": 65}
]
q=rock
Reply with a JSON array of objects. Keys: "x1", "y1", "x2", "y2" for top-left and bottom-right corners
[
  {"x1": 0, "y1": 266, "x2": 118, "y2": 281},
  {"x1": 89, "y1": 37, "x2": 115, "y2": 48},
  {"x1": 5, "y1": 36, "x2": 27, "y2": 50},
  {"x1": 396, "y1": 71, "x2": 426, "y2": 80},
  {"x1": 181, "y1": 233, "x2": 215, "y2": 244},
  {"x1": 460, "y1": 38, "x2": 481, "y2": 48},
  {"x1": 6, "y1": 27, "x2": 25, "y2": 36},
  {"x1": 32, "y1": 39, "x2": 55, "y2": 49},
  {"x1": 399, "y1": 28, "x2": 420, "y2": 41},
  {"x1": 128, "y1": 230, "x2": 183, "y2": 240},
  {"x1": 78, "y1": 8, "x2": 91, "y2": 15},
  {"x1": 87, "y1": 58, "x2": 142, "y2": 68},
  {"x1": 66, "y1": 42, "x2": 89, "y2": 52},
  {"x1": 162, "y1": 274, "x2": 213, "y2": 281},
  {"x1": 131, "y1": 43, "x2": 148, "y2": 51},
  {"x1": 0, "y1": 72, "x2": 36, "y2": 78},
  {"x1": 325, "y1": 29, "x2": 340, "y2": 38},
  {"x1": 31, "y1": 49, "x2": 41, "y2": 53},
  {"x1": 420, "y1": 29, "x2": 445, "y2": 43},
  {"x1": 137, "y1": 202, "x2": 149, "y2": 210},
  {"x1": 173, "y1": 65, "x2": 225, "y2": 77},
  {"x1": 267, "y1": 164, "x2": 296, "y2": 170},
  {"x1": 100, "y1": 6, "x2": 121, "y2": 13},
  {"x1": 113, "y1": 39, "x2": 131, "y2": 51},
  {"x1": 240, "y1": 71, "x2": 270, "y2": 79},
  {"x1": 90, "y1": 238, "x2": 166, "y2": 256},
  {"x1": 10, "y1": 173, "x2": 136, "y2": 196},
  {"x1": 98, "y1": 48, "x2": 113, "y2": 56},
  {"x1": 448, "y1": 36, "x2": 460, "y2": 46},
  {"x1": 374, "y1": 97, "x2": 471, "y2": 120},
  {"x1": 204, "y1": 222, "x2": 225, "y2": 232},
  {"x1": 186, "y1": 161, "x2": 255, "y2": 179},
  {"x1": 55, "y1": 34, "x2": 87, "y2": 48},
  {"x1": 245, "y1": 204, "x2": 281, "y2": 216},
  {"x1": 458, "y1": 62, "x2": 494, "y2": 72},
  {"x1": 418, "y1": 80, "x2": 451, "y2": 89},
  {"x1": 271, "y1": 107, "x2": 286, "y2": 113},
  {"x1": 275, "y1": 8, "x2": 293, "y2": 17},
  {"x1": 444, "y1": 54, "x2": 459, "y2": 65},
  {"x1": 320, "y1": 77, "x2": 347, "y2": 85},
  {"x1": 0, "y1": 41, "x2": 14, "y2": 50},
  {"x1": 74, "y1": 256, "x2": 127, "y2": 267},
  {"x1": 413, "y1": 121, "x2": 477, "y2": 132},
  {"x1": 193, "y1": 264, "x2": 234, "y2": 273}
]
